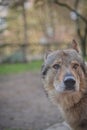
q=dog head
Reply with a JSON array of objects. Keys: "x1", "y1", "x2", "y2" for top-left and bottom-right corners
[{"x1": 41, "y1": 40, "x2": 87, "y2": 95}]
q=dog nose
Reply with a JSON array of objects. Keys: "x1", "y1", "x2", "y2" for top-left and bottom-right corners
[
  {"x1": 64, "y1": 77, "x2": 76, "y2": 86},
  {"x1": 64, "y1": 75, "x2": 76, "y2": 90}
]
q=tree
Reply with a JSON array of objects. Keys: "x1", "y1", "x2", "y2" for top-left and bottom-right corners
[
  {"x1": 0, "y1": 0, "x2": 28, "y2": 62},
  {"x1": 35, "y1": 0, "x2": 56, "y2": 45},
  {"x1": 53, "y1": 0, "x2": 87, "y2": 57},
  {"x1": 11, "y1": 0, "x2": 28, "y2": 62},
  {"x1": 35, "y1": 0, "x2": 87, "y2": 57}
]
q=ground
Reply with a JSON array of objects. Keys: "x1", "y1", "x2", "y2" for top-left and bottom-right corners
[{"x1": 0, "y1": 72, "x2": 63, "y2": 130}]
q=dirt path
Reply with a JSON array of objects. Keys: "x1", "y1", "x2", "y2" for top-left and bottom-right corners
[{"x1": 0, "y1": 72, "x2": 62, "y2": 130}]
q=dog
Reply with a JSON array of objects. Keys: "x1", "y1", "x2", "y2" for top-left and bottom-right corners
[{"x1": 41, "y1": 40, "x2": 87, "y2": 130}]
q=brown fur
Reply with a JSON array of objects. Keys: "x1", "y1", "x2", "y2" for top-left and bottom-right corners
[{"x1": 41, "y1": 40, "x2": 87, "y2": 130}]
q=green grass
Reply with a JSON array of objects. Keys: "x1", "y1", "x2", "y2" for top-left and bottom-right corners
[{"x1": 0, "y1": 60, "x2": 43, "y2": 75}]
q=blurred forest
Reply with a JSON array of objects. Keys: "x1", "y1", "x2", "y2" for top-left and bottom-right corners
[{"x1": 0, "y1": 0, "x2": 87, "y2": 63}]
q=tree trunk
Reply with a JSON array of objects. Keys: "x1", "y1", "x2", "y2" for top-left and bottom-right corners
[
  {"x1": 74, "y1": 0, "x2": 87, "y2": 57},
  {"x1": 22, "y1": 2, "x2": 28, "y2": 62},
  {"x1": 81, "y1": 39, "x2": 86, "y2": 57}
]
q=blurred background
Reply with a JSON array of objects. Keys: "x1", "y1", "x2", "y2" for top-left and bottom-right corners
[{"x1": 0, "y1": 0, "x2": 87, "y2": 130}]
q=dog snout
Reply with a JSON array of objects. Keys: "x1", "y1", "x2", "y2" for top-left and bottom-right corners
[{"x1": 64, "y1": 74, "x2": 76, "y2": 90}]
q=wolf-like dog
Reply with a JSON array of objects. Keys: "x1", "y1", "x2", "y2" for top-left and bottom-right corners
[{"x1": 41, "y1": 40, "x2": 87, "y2": 130}]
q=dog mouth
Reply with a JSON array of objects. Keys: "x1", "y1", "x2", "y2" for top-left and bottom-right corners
[
  {"x1": 65, "y1": 85, "x2": 75, "y2": 91},
  {"x1": 54, "y1": 81, "x2": 75, "y2": 93}
]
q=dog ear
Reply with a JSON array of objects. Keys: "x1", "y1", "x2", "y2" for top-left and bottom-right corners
[
  {"x1": 72, "y1": 39, "x2": 81, "y2": 54},
  {"x1": 44, "y1": 50, "x2": 52, "y2": 61}
]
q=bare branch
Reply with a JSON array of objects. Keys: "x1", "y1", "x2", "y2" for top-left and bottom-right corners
[
  {"x1": 54, "y1": 0, "x2": 87, "y2": 23},
  {"x1": 74, "y1": 0, "x2": 82, "y2": 40}
]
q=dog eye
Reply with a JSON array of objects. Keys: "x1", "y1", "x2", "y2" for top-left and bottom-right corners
[
  {"x1": 53, "y1": 64, "x2": 60, "y2": 70},
  {"x1": 73, "y1": 64, "x2": 79, "y2": 69}
]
